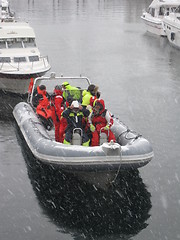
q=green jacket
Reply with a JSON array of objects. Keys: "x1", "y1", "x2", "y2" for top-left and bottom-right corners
[
  {"x1": 63, "y1": 84, "x2": 81, "y2": 101},
  {"x1": 82, "y1": 90, "x2": 92, "y2": 106}
]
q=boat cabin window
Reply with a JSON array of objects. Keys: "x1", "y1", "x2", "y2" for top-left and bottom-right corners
[
  {"x1": 159, "y1": 7, "x2": 165, "y2": 16},
  {"x1": 5, "y1": 38, "x2": 36, "y2": 48},
  {"x1": 175, "y1": 6, "x2": 180, "y2": 13},
  {"x1": 7, "y1": 38, "x2": 23, "y2": 48},
  {"x1": 0, "y1": 40, "x2": 6, "y2": 49},
  {"x1": 0, "y1": 57, "x2": 11, "y2": 63},
  {"x1": 148, "y1": 7, "x2": 155, "y2": 17},
  {"x1": 2, "y1": 7, "x2": 7, "y2": 11},
  {"x1": 23, "y1": 38, "x2": 36, "y2": 48},
  {"x1": 14, "y1": 57, "x2": 26, "y2": 63},
  {"x1": 29, "y1": 55, "x2": 39, "y2": 62}
]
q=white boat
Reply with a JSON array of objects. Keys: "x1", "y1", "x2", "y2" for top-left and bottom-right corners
[
  {"x1": 0, "y1": 16, "x2": 51, "y2": 94},
  {"x1": 163, "y1": 6, "x2": 180, "y2": 49},
  {"x1": 13, "y1": 73, "x2": 154, "y2": 172},
  {"x1": 141, "y1": 0, "x2": 180, "y2": 36},
  {"x1": 0, "y1": 0, "x2": 15, "y2": 22}
]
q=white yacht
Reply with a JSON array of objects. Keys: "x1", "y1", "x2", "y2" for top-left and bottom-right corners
[
  {"x1": 141, "y1": 0, "x2": 180, "y2": 36},
  {"x1": 0, "y1": 0, "x2": 14, "y2": 22},
  {"x1": 163, "y1": 6, "x2": 180, "y2": 49},
  {"x1": 0, "y1": 20, "x2": 51, "y2": 94}
]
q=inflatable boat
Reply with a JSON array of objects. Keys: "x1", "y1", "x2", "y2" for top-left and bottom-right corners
[{"x1": 13, "y1": 73, "x2": 154, "y2": 172}]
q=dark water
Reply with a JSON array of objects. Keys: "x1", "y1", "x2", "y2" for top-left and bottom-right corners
[{"x1": 1, "y1": 0, "x2": 180, "y2": 239}]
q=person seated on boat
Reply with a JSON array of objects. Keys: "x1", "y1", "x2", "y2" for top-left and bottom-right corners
[
  {"x1": 57, "y1": 96, "x2": 74, "y2": 143},
  {"x1": 62, "y1": 81, "x2": 81, "y2": 102},
  {"x1": 55, "y1": 96, "x2": 74, "y2": 143},
  {"x1": 62, "y1": 100, "x2": 90, "y2": 146},
  {"x1": 81, "y1": 84, "x2": 101, "y2": 143},
  {"x1": 51, "y1": 85, "x2": 65, "y2": 142},
  {"x1": 33, "y1": 85, "x2": 53, "y2": 130},
  {"x1": 82, "y1": 84, "x2": 100, "y2": 109},
  {"x1": 88, "y1": 99, "x2": 116, "y2": 146},
  {"x1": 32, "y1": 84, "x2": 50, "y2": 107}
]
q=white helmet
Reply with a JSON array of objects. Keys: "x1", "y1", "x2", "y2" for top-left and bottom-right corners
[{"x1": 71, "y1": 100, "x2": 79, "y2": 108}]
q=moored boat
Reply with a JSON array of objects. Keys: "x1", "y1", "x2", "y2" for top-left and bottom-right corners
[
  {"x1": 141, "y1": 0, "x2": 180, "y2": 36},
  {"x1": 163, "y1": 6, "x2": 180, "y2": 49},
  {"x1": 0, "y1": 12, "x2": 51, "y2": 94},
  {"x1": 13, "y1": 73, "x2": 154, "y2": 172},
  {"x1": 0, "y1": 0, "x2": 14, "y2": 22}
]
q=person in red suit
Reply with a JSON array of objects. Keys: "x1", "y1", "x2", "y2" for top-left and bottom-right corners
[
  {"x1": 51, "y1": 85, "x2": 64, "y2": 142},
  {"x1": 88, "y1": 99, "x2": 116, "y2": 146},
  {"x1": 33, "y1": 85, "x2": 53, "y2": 130}
]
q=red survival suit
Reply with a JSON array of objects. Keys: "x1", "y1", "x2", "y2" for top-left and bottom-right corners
[
  {"x1": 51, "y1": 87, "x2": 65, "y2": 142},
  {"x1": 35, "y1": 85, "x2": 53, "y2": 130},
  {"x1": 89, "y1": 99, "x2": 116, "y2": 146}
]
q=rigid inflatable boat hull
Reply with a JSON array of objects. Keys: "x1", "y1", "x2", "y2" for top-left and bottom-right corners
[{"x1": 13, "y1": 102, "x2": 153, "y2": 171}]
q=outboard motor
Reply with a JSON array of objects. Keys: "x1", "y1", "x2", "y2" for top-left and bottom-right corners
[{"x1": 72, "y1": 128, "x2": 82, "y2": 145}]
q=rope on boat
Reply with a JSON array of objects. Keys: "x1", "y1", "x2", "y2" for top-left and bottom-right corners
[
  {"x1": 110, "y1": 141, "x2": 122, "y2": 184},
  {"x1": 117, "y1": 128, "x2": 142, "y2": 142},
  {"x1": 111, "y1": 159, "x2": 122, "y2": 184},
  {"x1": 113, "y1": 117, "x2": 142, "y2": 142}
]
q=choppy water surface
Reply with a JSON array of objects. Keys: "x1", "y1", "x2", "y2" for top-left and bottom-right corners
[{"x1": 1, "y1": 0, "x2": 180, "y2": 239}]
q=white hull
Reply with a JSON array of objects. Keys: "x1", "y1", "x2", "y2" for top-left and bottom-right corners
[
  {"x1": 141, "y1": 15, "x2": 166, "y2": 36},
  {"x1": 0, "y1": 76, "x2": 30, "y2": 94},
  {"x1": 0, "y1": 71, "x2": 48, "y2": 94},
  {"x1": 0, "y1": 55, "x2": 51, "y2": 94},
  {"x1": 163, "y1": 12, "x2": 180, "y2": 49}
]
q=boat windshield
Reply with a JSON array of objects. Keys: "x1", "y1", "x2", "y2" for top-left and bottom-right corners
[
  {"x1": 7, "y1": 38, "x2": 22, "y2": 48},
  {"x1": 2, "y1": 38, "x2": 36, "y2": 48},
  {"x1": 23, "y1": 38, "x2": 36, "y2": 48},
  {"x1": 30, "y1": 75, "x2": 91, "y2": 105},
  {"x1": 162, "y1": 6, "x2": 179, "y2": 16},
  {"x1": 147, "y1": 7, "x2": 155, "y2": 17}
]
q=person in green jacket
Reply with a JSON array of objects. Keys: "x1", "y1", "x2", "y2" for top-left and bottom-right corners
[
  {"x1": 82, "y1": 84, "x2": 99, "y2": 107},
  {"x1": 62, "y1": 81, "x2": 81, "y2": 102}
]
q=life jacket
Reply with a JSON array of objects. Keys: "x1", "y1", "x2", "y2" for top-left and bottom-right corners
[
  {"x1": 92, "y1": 111, "x2": 107, "y2": 128},
  {"x1": 62, "y1": 107, "x2": 89, "y2": 132}
]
